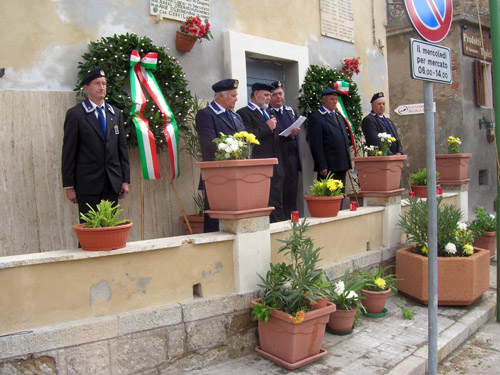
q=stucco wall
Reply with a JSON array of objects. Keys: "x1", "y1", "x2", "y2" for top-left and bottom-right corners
[{"x1": 1, "y1": 0, "x2": 391, "y2": 255}]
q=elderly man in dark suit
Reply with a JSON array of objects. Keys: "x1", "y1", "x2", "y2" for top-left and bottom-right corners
[
  {"x1": 195, "y1": 78, "x2": 245, "y2": 232},
  {"x1": 362, "y1": 92, "x2": 403, "y2": 155},
  {"x1": 308, "y1": 88, "x2": 352, "y2": 191},
  {"x1": 237, "y1": 82, "x2": 285, "y2": 223},
  {"x1": 269, "y1": 80, "x2": 301, "y2": 219},
  {"x1": 62, "y1": 67, "x2": 130, "y2": 221}
]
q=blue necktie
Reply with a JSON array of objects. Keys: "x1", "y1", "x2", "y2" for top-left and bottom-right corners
[
  {"x1": 96, "y1": 106, "x2": 106, "y2": 139},
  {"x1": 261, "y1": 109, "x2": 270, "y2": 120}
]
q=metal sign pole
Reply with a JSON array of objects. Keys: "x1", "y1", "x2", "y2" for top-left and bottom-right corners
[{"x1": 424, "y1": 80, "x2": 438, "y2": 375}]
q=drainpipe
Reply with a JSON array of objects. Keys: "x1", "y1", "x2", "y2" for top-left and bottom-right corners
[{"x1": 489, "y1": 0, "x2": 500, "y2": 323}]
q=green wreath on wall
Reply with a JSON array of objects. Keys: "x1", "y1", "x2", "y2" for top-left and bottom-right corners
[
  {"x1": 298, "y1": 65, "x2": 364, "y2": 148},
  {"x1": 75, "y1": 32, "x2": 193, "y2": 149}
]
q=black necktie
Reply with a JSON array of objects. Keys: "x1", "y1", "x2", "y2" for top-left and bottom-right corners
[
  {"x1": 331, "y1": 111, "x2": 339, "y2": 127},
  {"x1": 96, "y1": 106, "x2": 106, "y2": 139}
]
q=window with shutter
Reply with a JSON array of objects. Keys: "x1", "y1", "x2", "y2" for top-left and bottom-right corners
[{"x1": 474, "y1": 59, "x2": 492, "y2": 108}]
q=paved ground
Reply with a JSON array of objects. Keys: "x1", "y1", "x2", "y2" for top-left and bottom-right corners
[{"x1": 185, "y1": 264, "x2": 498, "y2": 375}]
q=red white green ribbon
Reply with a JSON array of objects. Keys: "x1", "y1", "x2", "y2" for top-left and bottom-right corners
[
  {"x1": 130, "y1": 50, "x2": 180, "y2": 180},
  {"x1": 337, "y1": 96, "x2": 358, "y2": 156},
  {"x1": 334, "y1": 80, "x2": 350, "y2": 95}
]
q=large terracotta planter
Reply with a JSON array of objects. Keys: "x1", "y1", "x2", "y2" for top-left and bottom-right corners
[
  {"x1": 179, "y1": 215, "x2": 204, "y2": 235},
  {"x1": 396, "y1": 246, "x2": 490, "y2": 306},
  {"x1": 73, "y1": 222, "x2": 133, "y2": 251},
  {"x1": 473, "y1": 231, "x2": 497, "y2": 259},
  {"x1": 175, "y1": 31, "x2": 198, "y2": 52},
  {"x1": 436, "y1": 153, "x2": 472, "y2": 185},
  {"x1": 250, "y1": 298, "x2": 336, "y2": 370},
  {"x1": 410, "y1": 184, "x2": 441, "y2": 198},
  {"x1": 360, "y1": 289, "x2": 391, "y2": 314},
  {"x1": 352, "y1": 155, "x2": 407, "y2": 195},
  {"x1": 327, "y1": 308, "x2": 357, "y2": 333},
  {"x1": 304, "y1": 195, "x2": 343, "y2": 218},
  {"x1": 196, "y1": 158, "x2": 278, "y2": 220}
]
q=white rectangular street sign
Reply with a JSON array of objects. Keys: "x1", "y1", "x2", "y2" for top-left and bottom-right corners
[
  {"x1": 409, "y1": 38, "x2": 452, "y2": 84},
  {"x1": 394, "y1": 102, "x2": 436, "y2": 115}
]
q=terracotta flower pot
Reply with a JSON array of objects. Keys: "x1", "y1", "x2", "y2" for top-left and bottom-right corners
[
  {"x1": 360, "y1": 288, "x2": 391, "y2": 314},
  {"x1": 410, "y1": 184, "x2": 441, "y2": 198},
  {"x1": 309, "y1": 295, "x2": 329, "y2": 310},
  {"x1": 175, "y1": 31, "x2": 198, "y2": 52},
  {"x1": 435, "y1": 153, "x2": 472, "y2": 185},
  {"x1": 196, "y1": 158, "x2": 278, "y2": 220},
  {"x1": 396, "y1": 246, "x2": 490, "y2": 305},
  {"x1": 304, "y1": 195, "x2": 343, "y2": 218},
  {"x1": 352, "y1": 155, "x2": 407, "y2": 193},
  {"x1": 73, "y1": 222, "x2": 133, "y2": 251},
  {"x1": 327, "y1": 308, "x2": 357, "y2": 333},
  {"x1": 179, "y1": 215, "x2": 204, "y2": 235},
  {"x1": 473, "y1": 231, "x2": 497, "y2": 259},
  {"x1": 250, "y1": 298, "x2": 336, "y2": 370}
]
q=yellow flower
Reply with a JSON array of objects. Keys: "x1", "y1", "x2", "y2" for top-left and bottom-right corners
[
  {"x1": 421, "y1": 246, "x2": 428, "y2": 255},
  {"x1": 290, "y1": 310, "x2": 305, "y2": 324},
  {"x1": 376, "y1": 150, "x2": 384, "y2": 156},
  {"x1": 463, "y1": 244, "x2": 474, "y2": 256},
  {"x1": 390, "y1": 136, "x2": 396, "y2": 142},
  {"x1": 374, "y1": 277, "x2": 386, "y2": 290}
]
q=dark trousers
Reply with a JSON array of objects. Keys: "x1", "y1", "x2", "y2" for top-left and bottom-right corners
[
  {"x1": 269, "y1": 175, "x2": 285, "y2": 223},
  {"x1": 282, "y1": 150, "x2": 300, "y2": 219},
  {"x1": 203, "y1": 191, "x2": 219, "y2": 233},
  {"x1": 77, "y1": 178, "x2": 119, "y2": 223}
]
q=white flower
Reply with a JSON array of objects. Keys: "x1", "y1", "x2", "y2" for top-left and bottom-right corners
[
  {"x1": 346, "y1": 290, "x2": 358, "y2": 299},
  {"x1": 333, "y1": 280, "x2": 345, "y2": 295},
  {"x1": 458, "y1": 222, "x2": 467, "y2": 231},
  {"x1": 283, "y1": 281, "x2": 292, "y2": 290},
  {"x1": 444, "y1": 243, "x2": 457, "y2": 254},
  {"x1": 490, "y1": 214, "x2": 496, "y2": 219}
]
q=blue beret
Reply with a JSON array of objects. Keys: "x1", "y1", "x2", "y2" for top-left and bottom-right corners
[
  {"x1": 212, "y1": 79, "x2": 239, "y2": 93},
  {"x1": 251, "y1": 82, "x2": 274, "y2": 92},
  {"x1": 370, "y1": 92, "x2": 384, "y2": 103},
  {"x1": 81, "y1": 67, "x2": 106, "y2": 87},
  {"x1": 322, "y1": 88, "x2": 340, "y2": 96},
  {"x1": 270, "y1": 81, "x2": 283, "y2": 90}
]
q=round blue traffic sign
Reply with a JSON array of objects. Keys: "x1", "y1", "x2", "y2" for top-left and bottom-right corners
[{"x1": 404, "y1": 0, "x2": 453, "y2": 43}]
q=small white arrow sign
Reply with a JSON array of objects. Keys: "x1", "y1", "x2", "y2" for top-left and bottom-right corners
[{"x1": 394, "y1": 102, "x2": 436, "y2": 116}]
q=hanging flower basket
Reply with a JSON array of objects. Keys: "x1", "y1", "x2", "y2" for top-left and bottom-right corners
[{"x1": 175, "y1": 31, "x2": 198, "y2": 52}]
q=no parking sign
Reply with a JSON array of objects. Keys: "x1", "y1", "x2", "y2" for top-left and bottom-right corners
[{"x1": 404, "y1": 0, "x2": 453, "y2": 43}]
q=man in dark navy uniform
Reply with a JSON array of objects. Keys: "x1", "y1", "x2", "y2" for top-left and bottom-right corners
[
  {"x1": 237, "y1": 83, "x2": 285, "y2": 223},
  {"x1": 62, "y1": 67, "x2": 130, "y2": 221},
  {"x1": 362, "y1": 92, "x2": 403, "y2": 155},
  {"x1": 195, "y1": 78, "x2": 245, "y2": 232},
  {"x1": 269, "y1": 81, "x2": 301, "y2": 219},
  {"x1": 308, "y1": 88, "x2": 352, "y2": 191}
]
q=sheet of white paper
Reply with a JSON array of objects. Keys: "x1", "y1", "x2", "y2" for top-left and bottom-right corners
[{"x1": 279, "y1": 115, "x2": 306, "y2": 137}]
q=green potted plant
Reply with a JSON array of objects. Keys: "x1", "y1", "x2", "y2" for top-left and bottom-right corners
[
  {"x1": 469, "y1": 205, "x2": 497, "y2": 258},
  {"x1": 250, "y1": 219, "x2": 336, "y2": 370},
  {"x1": 353, "y1": 132, "x2": 407, "y2": 193},
  {"x1": 327, "y1": 267, "x2": 365, "y2": 334},
  {"x1": 196, "y1": 131, "x2": 278, "y2": 220},
  {"x1": 353, "y1": 265, "x2": 398, "y2": 317},
  {"x1": 409, "y1": 167, "x2": 440, "y2": 198},
  {"x1": 178, "y1": 96, "x2": 207, "y2": 234},
  {"x1": 396, "y1": 197, "x2": 490, "y2": 305},
  {"x1": 304, "y1": 172, "x2": 344, "y2": 217},
  {"x1": 436, "y1": 135, "x2": 472, "y2": 185},
  {"x1": 73, "y1": 200, "x2": 133, "y2": 251}
]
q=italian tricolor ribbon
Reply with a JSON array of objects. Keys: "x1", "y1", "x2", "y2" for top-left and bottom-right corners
[
  {"x1": 129, "y1": 50, "x2": 180, "y2": 180},
  {"x1": 336, "y1": 95, "x2": 358, "y2": 157},
  {"x1": 334, "y1": 80, "x2": 350, "y2": 95}
]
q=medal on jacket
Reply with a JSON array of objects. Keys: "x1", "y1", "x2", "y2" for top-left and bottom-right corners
[{"x1": 114, "y1": 125, "x2": 119, "y2": 135}]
